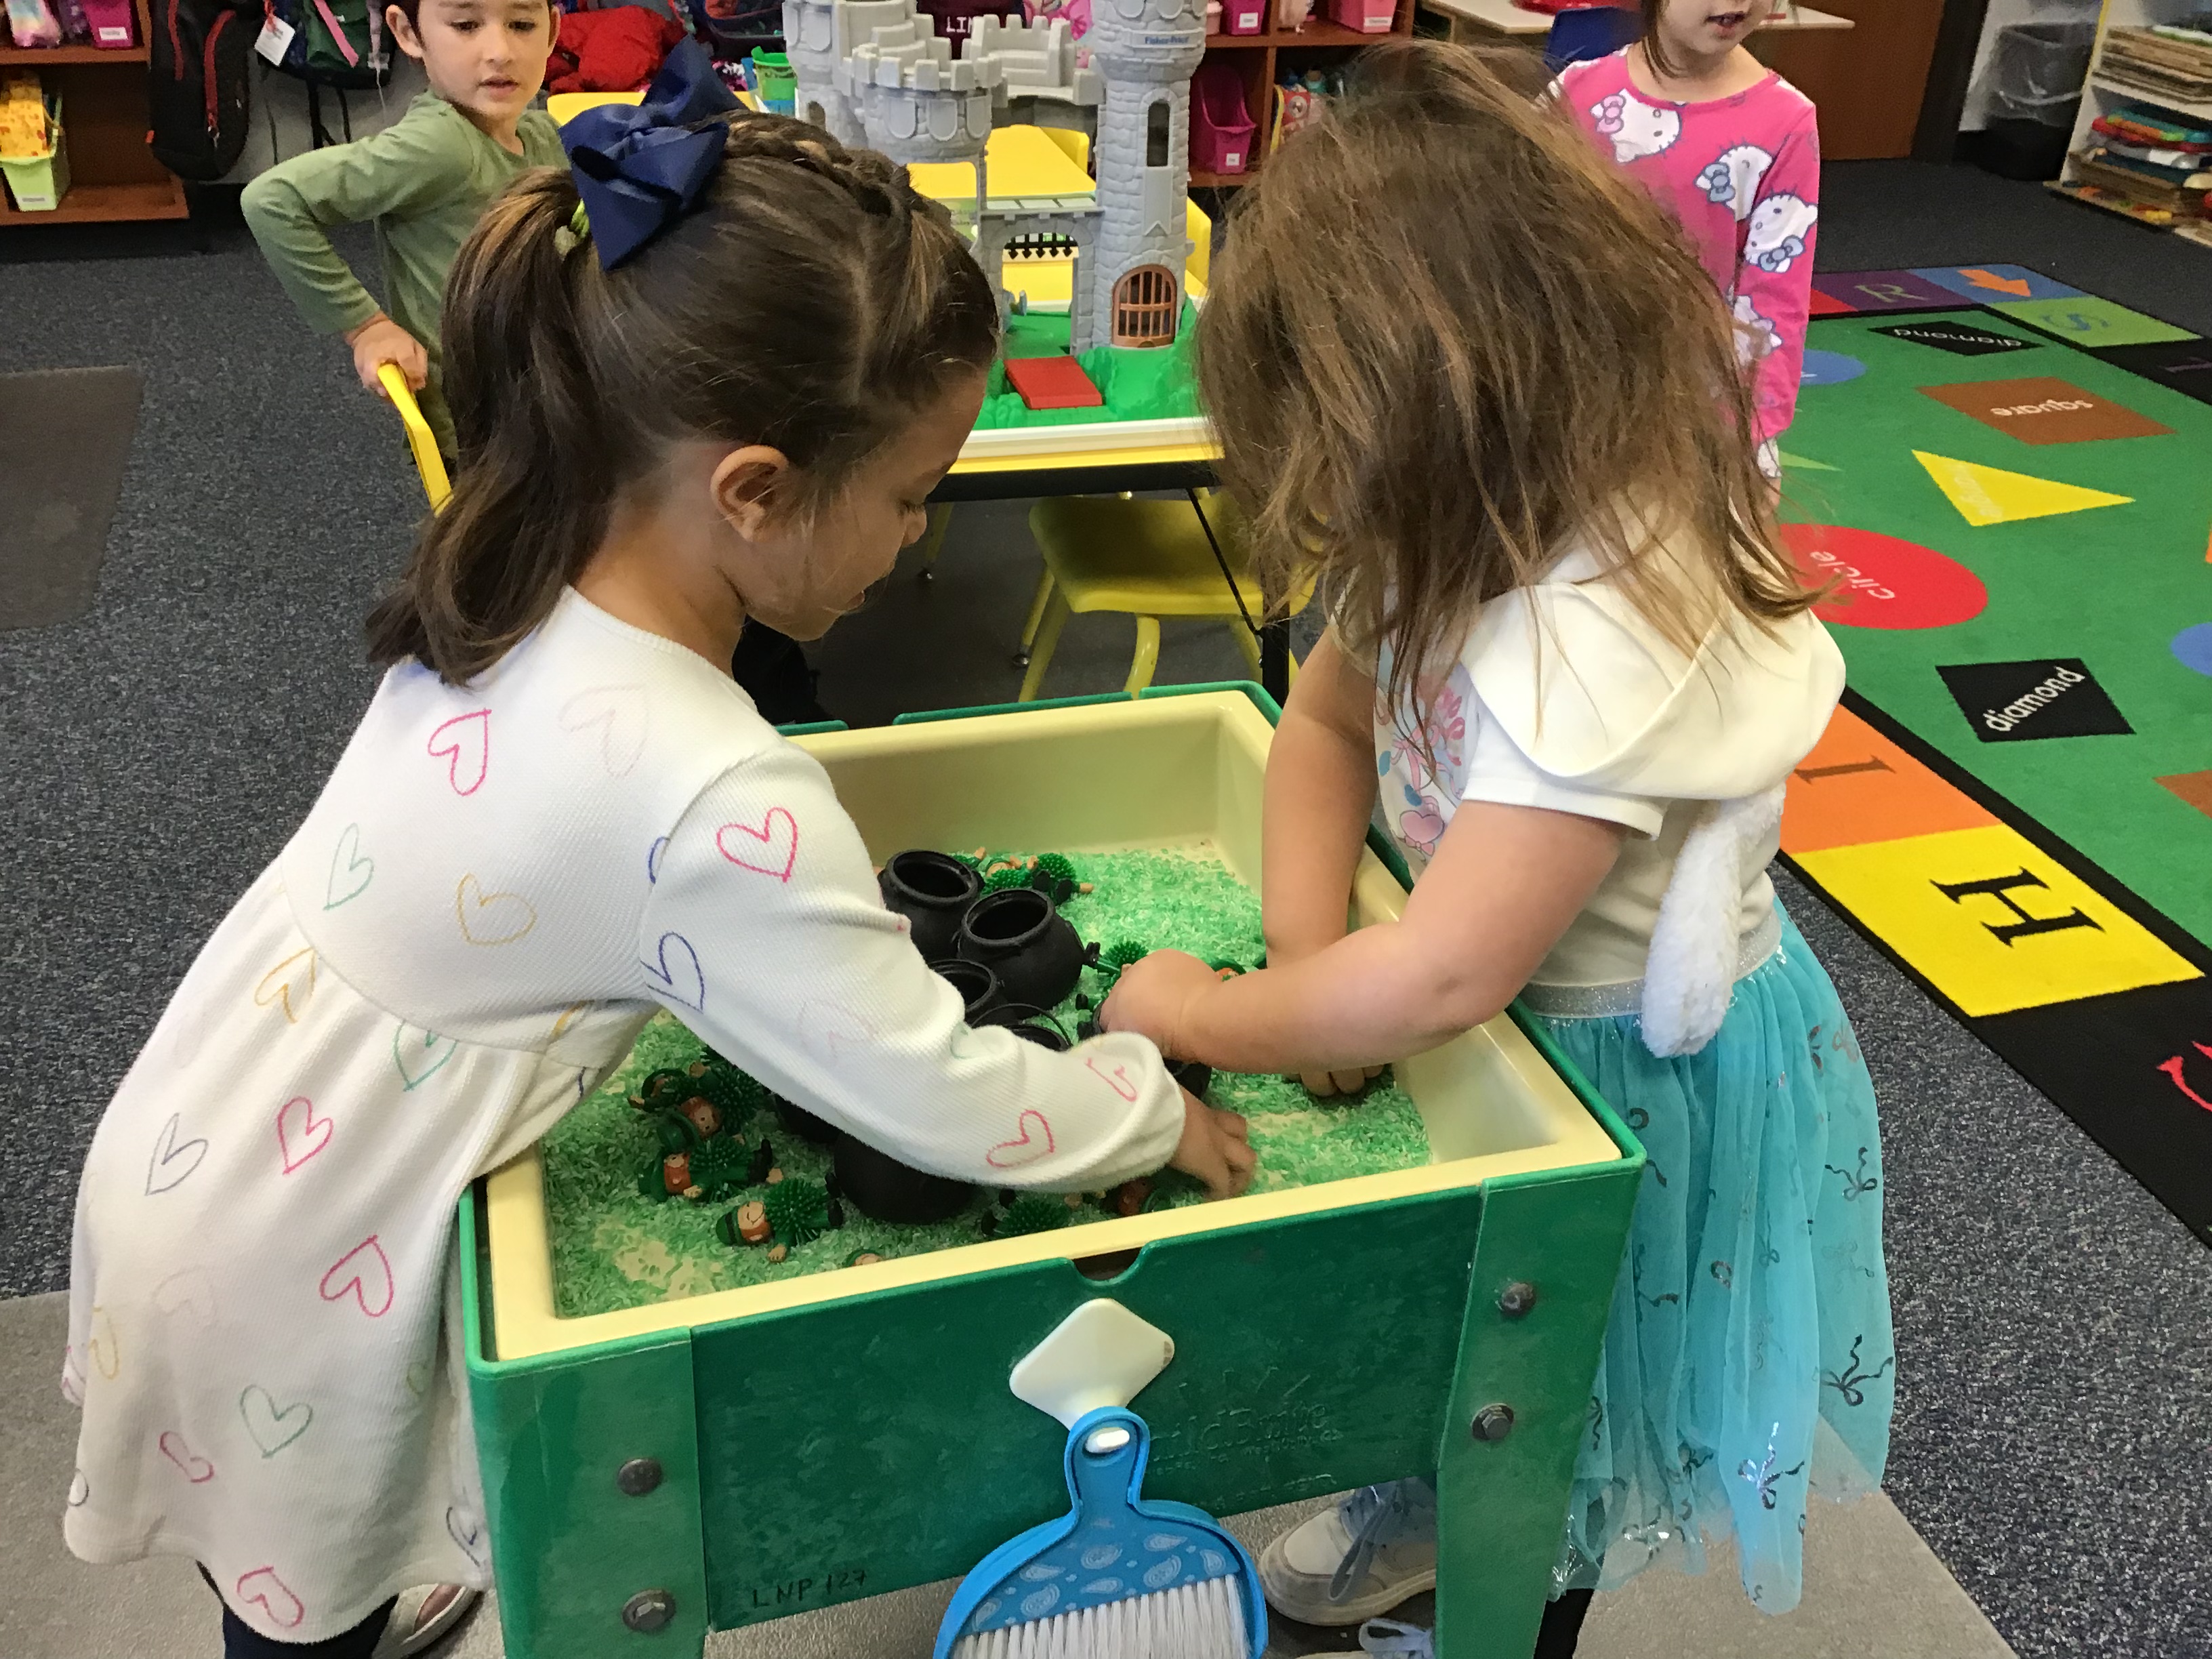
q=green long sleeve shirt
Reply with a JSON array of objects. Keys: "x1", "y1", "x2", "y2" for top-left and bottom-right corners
[{"x1": 241, "y1": 92, "x2": 567, "y2": 456}]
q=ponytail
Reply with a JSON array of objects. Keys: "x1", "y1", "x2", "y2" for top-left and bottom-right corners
[
  {"x1": 367, "y1": 171, "x2": 609, "y2": 681},
  {"x1": 367, "y1": 114, "x2": 999, "y2": 685}
]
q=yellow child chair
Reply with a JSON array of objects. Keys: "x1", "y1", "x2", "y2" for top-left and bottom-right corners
[
  {"x1": 1019, "y1": 490, "x2": 1309, "y2": 701},
  {"x1": 379, "y1": 363, "x2": 451, "y2": 511}
]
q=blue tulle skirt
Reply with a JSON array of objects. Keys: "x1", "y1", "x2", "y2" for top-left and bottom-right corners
[{"x1": 1537, "y1": 906, "x2": 1894, "y2": 1614}]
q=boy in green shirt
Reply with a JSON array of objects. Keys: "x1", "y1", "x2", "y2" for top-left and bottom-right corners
[{"x1": 243, "y1": 0, "x2": 565, "y2": 457}]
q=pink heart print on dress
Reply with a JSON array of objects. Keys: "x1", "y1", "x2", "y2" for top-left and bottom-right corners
[
  {"x1": 236, "y1": 1567, "x2": 306, "y2": 1631},
  {"x1": 159, "y1": 1429, "x2": 215, "y2": 1483},
  {"x1": 798, "y1": 999, "x2": 875, "y2": 1063},
  {"x1": 426, "y1": 710, "x2": 491, "y2": 796},
  {"x1": 716, "y1": 806, "x2": 799, "y2": 882},
  {"x1": 320, "y1": 1236, "x2": 395, "y2": 1318},
  {"x1": 987, "y1": 1109, "x2": 1057, "y2": 1169},
  {"x1": 1084, "y1": 1055, "x2": 1141, "y2": 1102},
  {"x1": 276, "y1": 1097, "x2": 332, "y2": 1174}
]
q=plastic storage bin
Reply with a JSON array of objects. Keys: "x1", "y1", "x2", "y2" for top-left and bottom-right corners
[
  {"x1": 747, "y1": 47, "x2": 795, "y2": 112},
  {"x1": 79, "y1": 0, "x2": 132, "y2": 47},
  {"x1": 1191, "y1": 57, "x2": 1255, "y2": 173},
  {"x1": 1223, "y1": 0, "x2": 1263, "y2": 35},
  {"x1": 1976, "y1": 20, "x2": 2095, "y2": 181},
  {"x1": 0, "y1": 93, "x2": 66, "y2": 211},
  {"x1": 1327, "y1": 0, "x2": 1394, "y2": 30},
  {"x1": 463, "y1": 686, "x2": 1642, "y2": 1659},
  {"x1": 688, "y1": 0, "x2": 783, "y2": 64}
]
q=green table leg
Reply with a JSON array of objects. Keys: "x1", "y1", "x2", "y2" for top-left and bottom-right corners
[{"x1": 1433, "y1": 1164, "x2": 1639, "y2": 1657}]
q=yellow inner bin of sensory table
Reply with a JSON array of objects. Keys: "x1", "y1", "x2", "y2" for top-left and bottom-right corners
[{"x1": 483, "y1": 691, "x2": 1615, "y2": 1361}]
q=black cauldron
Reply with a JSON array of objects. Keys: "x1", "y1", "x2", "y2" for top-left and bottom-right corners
[
  {"x1": 771, "y1": 1093, "x2": 838, "y2": 1146},
  {"x1": 878, "y1": 850, "x2": 983, "y2": 961},
  {"x1": 955, "y1": 888, "x2": 1086, "y2": 1010},
  {"x1": 930, "y1": 958, "x2": 1006, "y2": 1025},
  {"x1": 979, "y1": 1004, "x2": 1072, "y2": 1052},
  {"x1": 832, "y1": 1133, "x2": 975, "y2": 1224}
]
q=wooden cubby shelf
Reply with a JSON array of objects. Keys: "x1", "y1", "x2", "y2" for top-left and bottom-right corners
[
  {"x1": 0, "y1": 0, "x2": 188, "y2": 224},
  {"x1": 1191, "y1": 0, "x2": 1413, "y2": 185}
]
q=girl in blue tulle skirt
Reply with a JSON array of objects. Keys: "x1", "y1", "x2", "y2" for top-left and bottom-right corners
[{"x1": 1101, "y1": 40, "x2": 1894, "y2": 1656}]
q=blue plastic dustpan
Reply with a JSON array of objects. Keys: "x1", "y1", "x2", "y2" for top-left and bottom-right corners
[{"x1": 933, "y1": 1406, "x2": 1266, "y2": 1658}]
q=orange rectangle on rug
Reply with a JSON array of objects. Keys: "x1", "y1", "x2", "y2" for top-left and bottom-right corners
[{"x1": 1781, "y1": 705, "x2": 1997, "y2": 855}]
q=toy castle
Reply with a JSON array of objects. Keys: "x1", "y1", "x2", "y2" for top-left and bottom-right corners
[{"x1": 781, "y1": 0, "x2": 1206, "y2": 350}]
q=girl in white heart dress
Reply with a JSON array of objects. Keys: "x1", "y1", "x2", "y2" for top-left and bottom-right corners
[{"x1": 62, "y1": 110, "x2": 1251, "y2": 1656}]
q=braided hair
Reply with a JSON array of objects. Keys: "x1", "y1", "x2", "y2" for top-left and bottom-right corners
[{"x1": 367, "y1": 111, "x2": 1000, "y2": 684}]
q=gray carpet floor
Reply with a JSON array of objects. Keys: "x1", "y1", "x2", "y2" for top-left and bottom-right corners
[{"x1": 3, "y1": 157, "x2": 2211, "y2": 1659}]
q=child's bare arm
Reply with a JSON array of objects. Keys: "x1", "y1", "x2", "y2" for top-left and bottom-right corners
[
  {"x1": 1262, "y1": 630, "x2": 1376, "y2": 962},
  {"x1": 1259, "y1": 630, "x2": 1389, "y2": 1094},
  {"x1": 1106, "y1": 800, "x2": 1624, "y2": 1076}
]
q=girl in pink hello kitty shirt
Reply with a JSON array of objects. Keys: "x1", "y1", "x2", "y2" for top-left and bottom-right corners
[{"x1": 1557, "y1": 0, "x2": 1820, "y2": 472}]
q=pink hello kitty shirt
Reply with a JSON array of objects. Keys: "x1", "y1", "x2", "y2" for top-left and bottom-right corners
[{"x1": 1557, "y1": 50, "x2": 1820, "y2": 456}]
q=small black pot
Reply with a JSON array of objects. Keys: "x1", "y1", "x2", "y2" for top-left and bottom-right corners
[
  {"x1": 930, "y1": 958, "x2": 1006, "y2": 1024},
  {"x1": 956, "y1": 888, "x2": 1086, "y2": 1010},
  {"x1": 773, "y1": 1093, "x2": 838, "y2": 1146},
  {"x1": 879, "y1": 851, "x2": 983, "y2": 961},
  {"x1": 832, "y1": 1132, "x2": 975, "y2": 1224}
]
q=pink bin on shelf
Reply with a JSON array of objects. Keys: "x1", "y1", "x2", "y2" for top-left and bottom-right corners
[
  {"x1": 80, "y1": 0, "x2": 134, "y2": 47},
  {"x1": 1190, "y1": 58, "x2": 1255, "y2": 175},
  {"x1": 1326, "y1": 0, "x2": 1393, "y2": 28},
  {"x1": 1223, "y1": 0, "x2": 1264, "y2": 34}
]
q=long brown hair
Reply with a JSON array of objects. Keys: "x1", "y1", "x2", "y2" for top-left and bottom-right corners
[
  {"x1": 1195, "y1": 40, "x2": 1811, "y2": 731},
  {"x1": 367, "y1": 115, "x2": 1000, "y2": 684},
  {"x1": 1639, "y1": 0, "x2": 1682, "y2": 79}
]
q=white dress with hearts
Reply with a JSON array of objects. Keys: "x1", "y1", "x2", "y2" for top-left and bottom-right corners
[{"x1": 62, "y1": 588, "x2": 1186, "y2": 1644}]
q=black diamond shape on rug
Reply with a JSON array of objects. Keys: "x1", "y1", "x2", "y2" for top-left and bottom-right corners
[
  {"x1": 1939, "y1": 658, "x2": 2133, "y2": 741},
  {"x1": 1875, "y1": 320, "x2": 2043, "y2": 356}
]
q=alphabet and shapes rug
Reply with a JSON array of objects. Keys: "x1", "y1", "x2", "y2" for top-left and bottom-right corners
[{"x1": 1776, "y1": 267, "x2": 2212, "y2": 1244}]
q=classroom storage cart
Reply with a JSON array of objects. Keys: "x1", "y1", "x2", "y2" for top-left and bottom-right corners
[{"x1": 459, "y1": 684, "x2": 1643, "y2": 1658}]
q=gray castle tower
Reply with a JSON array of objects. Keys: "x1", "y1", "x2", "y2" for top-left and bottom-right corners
[
  {"x1": 1081, "y1": 0, "x2": 1206, "y2": 348},
  {"x1": 784, "y1": 0, "x2": 918, "y2": 146},
  {"x1": 830, "y1": 0, "x2": 1202, "y2": 355}
]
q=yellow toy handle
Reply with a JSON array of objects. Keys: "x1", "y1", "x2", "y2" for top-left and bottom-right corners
[{"x1": 377, "y1": 363, "x2": 452, "y2": 512}]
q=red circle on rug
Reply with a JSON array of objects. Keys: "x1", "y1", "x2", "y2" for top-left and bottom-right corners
[{"x1": 1782, "y1": 524, "x2": 1987, "y2": 630}]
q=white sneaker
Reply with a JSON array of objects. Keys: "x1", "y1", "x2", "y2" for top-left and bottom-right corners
[
  {"x1": 371, "y1": 1585, "x2": 481, "y2": 1657},
  {"x1": 1360, "y1": 1618, "x2": 1435, "y2": 1656},
  {"x1": 1258, "y1": 1481, "x2": 1438, "y2": 1626}
]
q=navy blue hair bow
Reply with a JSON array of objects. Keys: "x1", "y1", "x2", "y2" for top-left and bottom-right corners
[{"x1": 560, "y1": 38, "x2": 741, "y2": 270}]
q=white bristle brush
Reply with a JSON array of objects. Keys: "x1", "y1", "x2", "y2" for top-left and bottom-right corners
[{"x1": 935, "y1": 1406, "x2": 1264, "y2": 1659}]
